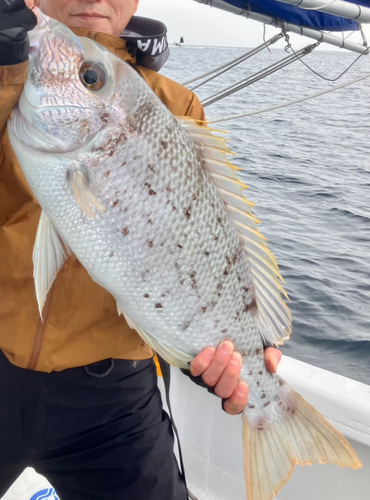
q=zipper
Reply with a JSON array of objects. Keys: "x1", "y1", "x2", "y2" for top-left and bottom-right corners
[{"x1": 27, "y1": 283, "x2": 55, "y2": 370}]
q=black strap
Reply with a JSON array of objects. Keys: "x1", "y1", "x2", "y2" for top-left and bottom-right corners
[{"x1": 157, "y1": 356, "x2": 187, "y2": 488}]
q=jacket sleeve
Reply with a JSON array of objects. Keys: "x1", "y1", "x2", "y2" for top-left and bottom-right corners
[{"x1": 0, "y1": 61, "x2": 28, "y2": 141}]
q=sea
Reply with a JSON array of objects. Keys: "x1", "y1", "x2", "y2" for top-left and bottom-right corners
[{"x1": 161, "y1": 46, "x2": 370, "y2": 385}]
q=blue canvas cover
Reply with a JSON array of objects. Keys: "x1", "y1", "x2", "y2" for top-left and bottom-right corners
[{"x1": 222, "y1": 0, "x2": 370, "y2": 31}]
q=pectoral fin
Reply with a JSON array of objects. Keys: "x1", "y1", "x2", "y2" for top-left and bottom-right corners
[
  {"x1": 71, "y1": 169, "x2": 106, "y2": 219},
  {"x1": 33, "y1": 211, "x2": 71, "y2": 317}
]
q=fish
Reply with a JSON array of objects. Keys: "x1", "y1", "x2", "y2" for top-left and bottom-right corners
[{"x1": 8, "y1": 13, "x2": 362, "y2": 500}]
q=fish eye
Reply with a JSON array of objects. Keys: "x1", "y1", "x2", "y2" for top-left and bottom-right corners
[{"x1": 79, "y1": 61, "x2": 106, "y2": 91}]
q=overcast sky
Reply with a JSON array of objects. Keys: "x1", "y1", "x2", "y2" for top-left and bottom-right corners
[{"x1": 136, "y1": 0, "x2": 368, "y2": 51}]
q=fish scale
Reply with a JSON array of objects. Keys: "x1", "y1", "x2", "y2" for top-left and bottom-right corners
[{"x1": 8, "y1": 13, "x2": 362, "y2": 500}]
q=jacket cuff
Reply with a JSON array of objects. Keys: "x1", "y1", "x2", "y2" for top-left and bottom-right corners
[{"x1": 0, "y1": 35, "x2": 29, "y2": 66}]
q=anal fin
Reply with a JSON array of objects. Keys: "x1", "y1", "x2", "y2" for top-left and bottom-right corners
[{"x1": 117, "y1": 304, "x2": 193, "y2": 369}]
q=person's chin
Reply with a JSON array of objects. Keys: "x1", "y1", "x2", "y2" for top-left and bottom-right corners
[{"x1": 69, "y1": 16, "x2": 111, "y2": 34}]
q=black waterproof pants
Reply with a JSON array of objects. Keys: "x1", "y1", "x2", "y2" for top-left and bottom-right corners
[{"x1": 0, "y1": 350, "x2": 187, "y2": 500}]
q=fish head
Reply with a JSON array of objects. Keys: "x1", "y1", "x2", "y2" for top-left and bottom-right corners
[{"x1": 14, "y1": 10, "x2": 141, "y2": 154}]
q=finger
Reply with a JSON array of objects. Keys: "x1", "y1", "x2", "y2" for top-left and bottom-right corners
[
  {"x1": 264, "y1": 347, "x2": 282, "y2": 374},
  {"x1": 222, "y1": 381, "x2": 249, "y2": 415},
  {"x1": 213, "y1": 351, "x2": 242, "y2": 399},
  {"x1": 190, "y1": 347, "x2": 215, "y2": 377},
  {"x1": 201, "y1": 340, "x2": 234, "y2": 387}
]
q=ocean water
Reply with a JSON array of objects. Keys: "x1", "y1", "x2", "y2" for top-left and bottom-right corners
[{"x1": 161, "y1": 46, "x2": 370, "y2": 385}]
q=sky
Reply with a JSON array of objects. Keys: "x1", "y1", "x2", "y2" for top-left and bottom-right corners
[{"x1": 136, "y1": 0, "x2": 369, "y2": 51}]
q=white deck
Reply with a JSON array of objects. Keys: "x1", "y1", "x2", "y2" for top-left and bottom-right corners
[{"x1": 2, "y1": 356, "x2": 370, "y2": 500}]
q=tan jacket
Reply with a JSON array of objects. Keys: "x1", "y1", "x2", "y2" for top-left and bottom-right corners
[{"x1": 0, "y1": 29, "x2": 205, "y2": 372}]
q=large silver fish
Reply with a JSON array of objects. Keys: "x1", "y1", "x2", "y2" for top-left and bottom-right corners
[{"x1": 8, "y1": 14, "x2": 361, "y2": 500}]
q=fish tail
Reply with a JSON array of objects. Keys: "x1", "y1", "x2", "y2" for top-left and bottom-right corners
[{"x1": 242, "y1": 387, "x2": 362, "y2": 500}]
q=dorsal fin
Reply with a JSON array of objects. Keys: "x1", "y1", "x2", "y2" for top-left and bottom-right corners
[{"x1": 178, "y1": 117, "x2": 292, "y2": 346}]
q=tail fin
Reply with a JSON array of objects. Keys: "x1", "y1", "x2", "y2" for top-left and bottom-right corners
[{"x1": 242, "y1": 388, "x2": 362, "y2": 500}]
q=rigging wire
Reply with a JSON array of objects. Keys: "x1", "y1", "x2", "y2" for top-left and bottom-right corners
[
  {"x1": 201, "y1": 43, "x2": 318, "y2": 107},
  {"x1": 182, "y1": 34, "x2": 283, "y2": 89},
  {"x1": 207, "y1": 72, "x2": 370, "y2": 124},
  {"x1": 282, "y1": 31, "x2": 369, "y2": 82}
]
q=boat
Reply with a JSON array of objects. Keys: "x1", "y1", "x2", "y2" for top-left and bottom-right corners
[
  {"x1": 2, "y1": 1, "x2": 370, "y2": 499},
  {"x1": 170, "y1": 36, "x2": 185, "y2": 47}
]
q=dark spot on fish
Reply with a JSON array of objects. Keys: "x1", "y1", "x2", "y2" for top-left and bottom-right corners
[
  {"x1": 182, "y1": 322, "x2": 190, "y2": 331},
  {"x1": 144, "y1": 294, "x2": 150, "y2": 298},
  {"x1": 122, "y1": 161, "x2": 127, "y2": 167},
  {"x1": 161, "y1": 140, "x2": 168, "y2": 150},
  {"x1": 248, "y1": 404, "x2": 255, "y2": 409},
  {"x1": 124, "y1": 207, "x2": 128, "y2": 212},
  {"x1": 149, "y1": 190, "x2": 156, "y2": 196},
  {"x1": 166, "y1": 186, "x2": 172, "y2": 193},
  {"x1": 174, "y1": 262, "x2": 179, "y2": 269},
  {"x1": 256, "y1": 348, "x2": 262, "y2": 356},
  {"x1": 184, "y1": 207, "x2": 191, "y2": 219},
  {"x1": 217, "y1": 217, "x2": 222, "y2": 223},
  {"x1": 243, "y1": 287, "x2": 250, "y2": 293},
  {"x1": 180, "y1": 279, "x2": 185, "y2": 285},
  {"x1": 223, "y1": 269, "x2": 228, "y2": 276},
  {"x1": 112, "y1": 200, "x2": 119, "y2": 208},
  {"x1": 261, "y1": 393, "x2": 266, "y2": 399},
  {"x1": 221, "y1": 329, "x2": 227, "y2": 334},
  {"x1": 122, "y1": 228, "x2": 129, "y2": 236},
  {"x1": 178, "y1": 244, "x2": 183, "y2": 249},
  {"x1": 166, "y1": 199, "x2": 171, "y2": 205},
  {"x1": 257, "y1": 381, "x2": 260, "y2": 387},
  {"x1": 215, "y1": 320, "x2": 220, "y2": 325},
  {"x1": 145, "y1": 183, "x2": 151, "y2": 189},
  {"x1": 155, "y1": 303, "x2": 163, "y2": 309},
  {"x1": 258, "y1": 371, "x2": 263, "y2": 375},
  {"x1": 101, "y1": 112, "x2": 109, "y2": 123},
  {"x1": 147, "y1": 240, "x2": 153, "y2": 248},
  {"x1": 133, "y1": 155, "x2": 138, "y2": 161},
  {"x1": 192, "y1": 194, "x2": 197, "y2": 201},
  {"x1": 243, "y1": 297, "x2": 258, "y2": 314},
  {"x1": 225, "y1": 256, "x2": 231, "y2": 266},
  {"x1": 104, "y1": 170, "x2": 111, "y2": 178},
  {"x1": 204, "y1": 251, "x2": 210, "y2": 257},
  {"x1": 279, "y1": 380, "x2": 284, "y2": 386},
  {"x1": 148, "y1": 164, "x2": 155, "y2": 172},
  {"x1": 248, "y1": 371, "x2": 253, "y2": 376},
  {"x1": 109, "y1": 252, "x2": 114, "y2": 258},
  {"x1": 161, "y1": 293, "x2": 166, "y2": 298},
  {"x1": 147, "y1": 219, "x2": 152, "y2": 224},
  {"x1": 217, "y1": 284, "x2": 222, "y2": 291},
  {"x1": 190, "y1": 272, "x2": 196, "y2": 279},
  {"x1": 201, "y1": 307, "x2": 207, "y2": 314},
  {"x1": 214, "y1": 236, "x2": 219, "y2": 241},
  {"x1": 172, "y1": 206, "x2": 177, "y2": 211}
]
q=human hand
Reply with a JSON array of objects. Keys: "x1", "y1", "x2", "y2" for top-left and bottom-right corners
[
  {"x1": 190, "y1": 342, "x2": 282, "y2": 415},
  {"x1": 0, "y1": 0, "x2": 38, "y2": 66}
]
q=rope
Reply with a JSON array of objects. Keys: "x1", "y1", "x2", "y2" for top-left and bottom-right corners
[
  {"x1": 182, "y1": 34, "x2": 282, "y2": 90},
  {"x1": 201, "y1": 43, "x2": 317, "y2": 107},
  {"x1": 283, "y1": 31, "x2": 369, "y2": 82},
  {"x1": 208, "y1": 72, "x2": 370, "y2": 124}
]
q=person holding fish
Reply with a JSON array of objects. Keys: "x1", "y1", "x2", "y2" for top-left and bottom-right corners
[
  {"x1": 1, "y1": 2, "x2": 359, "y2": 500},
  {"x1": 0, "y1": 1, "x2": 282, "y2": 498}
]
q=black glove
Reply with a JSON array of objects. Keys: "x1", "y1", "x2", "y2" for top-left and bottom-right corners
[{"x1": 0, "y1": 0, "x2": 37, "y2": 66}]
